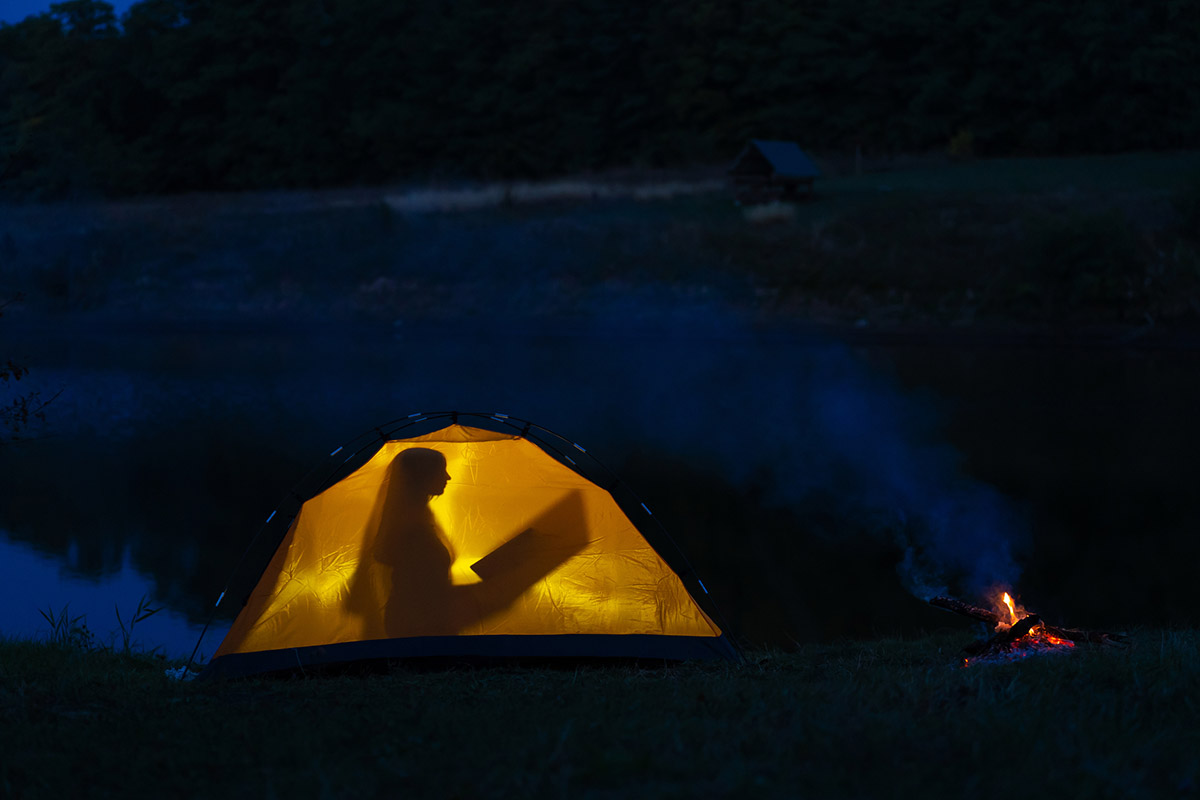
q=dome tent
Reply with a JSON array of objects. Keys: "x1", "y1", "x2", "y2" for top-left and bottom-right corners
[{"x1": 198, "y1": 413, "x2": 737, "y2": 678}]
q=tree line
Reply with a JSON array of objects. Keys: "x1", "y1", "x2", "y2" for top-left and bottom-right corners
[{"x1": 2, "y1": 0, "x2": 1198, "y2": 198}]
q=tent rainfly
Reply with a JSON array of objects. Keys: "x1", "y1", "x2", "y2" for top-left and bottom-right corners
[
  {"x1": 728, "y1": 139, "x2": 821, "y2": 204},
  {"x1": 201, "y1": 422, "x2": 736, "y2": 678}
]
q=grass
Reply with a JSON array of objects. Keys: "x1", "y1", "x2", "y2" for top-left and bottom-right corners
[
  {"x1": 1, "y1": 630, "x2": 1196, "y2": 799},
  {"x1": 703, "y1": 152, "x2": 1200, "y2": 328},
  {"x1": 37, "y1": 596, "x2": 162, "y2": 657}
]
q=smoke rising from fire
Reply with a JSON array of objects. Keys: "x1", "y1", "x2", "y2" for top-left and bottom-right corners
[
  {"x1": 556, "y1": 306, "x2": 1028, "y2": 601},
  {"x1": 802, "y1": 357, "x2": 1027, "y2": 599}
]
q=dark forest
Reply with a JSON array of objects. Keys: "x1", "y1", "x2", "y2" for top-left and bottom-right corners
[{"x1": 2, "y1": 0, "x2": 1199, "y2": 198}]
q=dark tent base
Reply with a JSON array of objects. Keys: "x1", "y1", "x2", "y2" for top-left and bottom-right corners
[{"x1": 201, "y1": 634, "x2": 739, "y2": 679}]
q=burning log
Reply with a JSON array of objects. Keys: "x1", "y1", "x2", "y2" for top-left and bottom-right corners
[
  {"x1": 963, "y1": 613, "x2": 1041, "y2": 658},
  {"x1": 930, "y1": 594, "x2": 1128, "y2": 664},
  {"x1": 1037, "y1": 624, "x2": 1127, "y2": 648},
  {"x1": 929, "y1": 596, "x2": 1002, "y2": 627}
]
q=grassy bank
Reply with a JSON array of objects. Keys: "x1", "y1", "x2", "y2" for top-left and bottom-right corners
[
  {"x1": 719, "y1": 151, "x2": 1200, "y2": 330},
  {"x1": 2, "y1": 631, "x2": 1196, "y2": 799},
  {"x1": 2, "y1": 152, "x2": 1199, "y2": 335}
]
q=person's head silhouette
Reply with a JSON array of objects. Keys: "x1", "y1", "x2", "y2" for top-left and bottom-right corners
[{"x1": 397, "y1": 448, "x2": 451, "y2": 499}]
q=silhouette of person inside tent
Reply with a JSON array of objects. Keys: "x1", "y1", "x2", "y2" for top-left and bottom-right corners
[{"x1": 347, "y1": 447, "x2": 588, "y2": 640}]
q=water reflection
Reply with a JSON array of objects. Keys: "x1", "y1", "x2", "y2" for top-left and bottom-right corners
[
  {"x1": 0, "y1": 530, "x2": 228, "y2": 659},
  {"x1": 3, "y1": 321, "x2": 1200, "y2": 651}
]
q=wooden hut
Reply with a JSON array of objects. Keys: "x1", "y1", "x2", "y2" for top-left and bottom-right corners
[{"x1": 728, "y1": 139, "x2": 821, "y2": 204}]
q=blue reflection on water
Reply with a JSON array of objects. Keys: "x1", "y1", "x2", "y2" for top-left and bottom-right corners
[{"x1": 0, "y1": 530, "x2": 229, "y2": 660}]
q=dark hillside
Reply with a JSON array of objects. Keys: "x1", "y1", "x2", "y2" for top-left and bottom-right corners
[{"x1": 2, "y1": 0, "x2": 1198, "y2": 197}]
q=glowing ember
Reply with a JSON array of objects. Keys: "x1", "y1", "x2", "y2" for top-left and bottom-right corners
[
  {"x1": 959, "y1": 587, "x2": 1078, "y2": 666},
  {"x1": 930, "y1": 593, "x2": 1127, "y2": 666},
  {"x1": 964, "y1": 628, "x2": 1076, "y2": 666}
]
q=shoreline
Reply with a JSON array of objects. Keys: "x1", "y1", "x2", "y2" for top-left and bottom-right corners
[
  {"x1": 3, "y1": 152, "x2": 1198, "y2": 350},
  {"x1": 7, "y1": 306, "x2": 1200, "y2": 352}
]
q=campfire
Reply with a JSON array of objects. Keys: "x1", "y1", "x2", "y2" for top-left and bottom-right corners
[{"x1": 931, "y1": 592, "x2": 1127, "y2": 666}]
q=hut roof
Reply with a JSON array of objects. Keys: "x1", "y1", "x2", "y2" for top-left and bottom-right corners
[{"x1": 730, "y1": 140, "x2": 821, "y2": 179}]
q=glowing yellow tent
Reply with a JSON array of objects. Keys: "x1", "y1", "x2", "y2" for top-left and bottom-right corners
[{"x1": 202, "y1": 423, "x2": 735, "y2": 677}]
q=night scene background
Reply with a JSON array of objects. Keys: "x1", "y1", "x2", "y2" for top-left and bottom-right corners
[{"x1": 1, "y1": 1, "x2": 1199, "y2": 797}]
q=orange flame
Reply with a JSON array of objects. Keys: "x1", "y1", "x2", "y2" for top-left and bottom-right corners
[
  {"x1": 962, "y1": 587, "x2": 1079, "y2": 665},
  {"x1": 1001, "y1": 592, "x2": 1017, "y2": 626}
]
